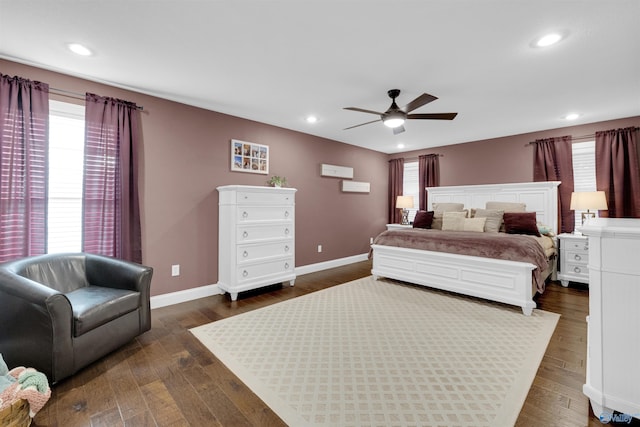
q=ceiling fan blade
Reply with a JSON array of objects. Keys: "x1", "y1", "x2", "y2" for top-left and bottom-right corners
[
  {"x1": 344, "y1": 119, "x2": 380, "y2": 130},
  {"x1": 344, "y1": 107, "x2": 384, "y2": 116},
  {"x1": 403, "y1": 93, "x2": 438, "y2": 113},
  {"x1": 407, "y1": 112, "x2": 458, "y2": 120},
  {"x1": 392, "y1": 125, "x2": 405, "y2": 135}
]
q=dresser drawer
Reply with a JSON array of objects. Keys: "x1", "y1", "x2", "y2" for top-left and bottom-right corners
[
  {"x1": 237, "y1": 258, "x2": 294, "y2": 283},
  {"x1": 237, "y1": 224, "x2": 293, "y2": 242},
  {"x1": 237, "y1": 241, "x2": 293, "y2": 262},
  {"x1": 236, "y1": 190, "x2": 294, "y2": 205},
  {"x1": 237, "y1": 206, "x2": 293, "y2": 222}
]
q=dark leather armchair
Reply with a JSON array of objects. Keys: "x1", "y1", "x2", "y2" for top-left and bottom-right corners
[{"x1": 0, "y1": 253, "x2": 153, "y2": 383}]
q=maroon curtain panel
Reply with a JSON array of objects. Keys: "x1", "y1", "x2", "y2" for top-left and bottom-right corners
[
  {"x1": 533, "y1": 135, "x2": 574, "y2": 233},
  {"x1": 595, "y1": 127, "x2": 640, "y2": 218},
  {"x1": 388, "y1": 158, "x2": 404, "y2": 223},
  {"x1": 0, "y1": 74, "x2": 49, "y2": 262},
  {"x1": 418, "y1": 154, "x2": 440, "y2": 211},
  {"x1": 83, "y1": 93, "x2": 142, "y2": 263}
]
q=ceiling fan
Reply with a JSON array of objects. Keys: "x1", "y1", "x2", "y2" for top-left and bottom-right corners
[{"x1": 344, "y1": 89, "x2": 457, "y2": 135}]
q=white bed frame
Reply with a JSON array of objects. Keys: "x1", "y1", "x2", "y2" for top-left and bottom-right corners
[{"x1": 372, "y1": 181, "x2": 560, "y2": 315}]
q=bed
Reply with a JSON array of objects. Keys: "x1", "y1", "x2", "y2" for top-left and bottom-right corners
[{"x1": 371, "y1": 181, "x2": 560, "y2": 315}]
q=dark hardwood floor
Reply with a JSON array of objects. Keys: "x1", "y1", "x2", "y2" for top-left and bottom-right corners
[{"x1": 32, "y1": 261, "x2": 612, "y2": 427}]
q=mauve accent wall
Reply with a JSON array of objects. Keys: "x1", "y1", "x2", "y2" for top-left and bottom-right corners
[
  {"x1": 392, "y1": 116, "x2": 640, "y2": 187},
  {"x1": 1, "y1": 60, "x2": 389, "y2": 297}
]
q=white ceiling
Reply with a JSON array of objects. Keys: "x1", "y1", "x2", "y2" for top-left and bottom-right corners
[{"x1": 1, "y1": 1, "x2": 639, "y2": 154}]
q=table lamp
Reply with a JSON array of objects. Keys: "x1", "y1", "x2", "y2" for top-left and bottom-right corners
[
  {"x1": 396, "y1": 195, "x2": 414, "y2": 225},
  {"x1": 570, "y1": 191, "x2": 608, "y2": 226}
]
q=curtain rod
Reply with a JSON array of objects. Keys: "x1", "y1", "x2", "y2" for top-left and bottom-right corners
[
  {"x1": 525, "y1": 127, "x2": 640, "y2": 146},
  {"x1": 402, "y1": 154, "x2": 444, "y2": 162},
  {"x1": 49, "y1": 87, "x2": 144, "y2": 111}
]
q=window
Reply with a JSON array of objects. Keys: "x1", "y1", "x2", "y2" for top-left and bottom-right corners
[
  {"x1": 571, "y1": 140, "x2": 597, "y2": 227},
  {"x1": 403, "y1": 161, "x2": 419, "y2": 223},
  {"x1": 48, "y1": 100, "x2": 84, "y2": 253}
]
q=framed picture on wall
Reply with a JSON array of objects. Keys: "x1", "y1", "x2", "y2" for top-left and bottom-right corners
[{"x1": 231, "y1": 139, "x2": 269, "y2": 174}]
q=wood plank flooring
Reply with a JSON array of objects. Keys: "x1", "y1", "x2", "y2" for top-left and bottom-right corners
[{"x1": 31, "y1": 261, "x2": 617, "y2": 426}]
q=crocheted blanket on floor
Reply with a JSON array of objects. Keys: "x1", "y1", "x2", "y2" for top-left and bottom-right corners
[{"x1": 0, "y1": 355, "x2": 51, "y2": 418}]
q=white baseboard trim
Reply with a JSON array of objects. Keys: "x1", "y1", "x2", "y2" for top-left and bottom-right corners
[
  {"x1": 150, "y1": 253, "x2": 369, "y2": 310},
  {"x1": 150, "y1": 283, "x2": 222, "y2": 309},
  {"x1": 294, "y1": 253, "x2": 368, "y2": 276}
]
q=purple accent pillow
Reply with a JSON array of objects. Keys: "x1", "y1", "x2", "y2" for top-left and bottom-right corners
[
  {"x1": 413, "y1": 211, "x2": 435, "y2": 229},
  {"x1": 503, "y1": 212, "x2": 541, "y2": 237}
]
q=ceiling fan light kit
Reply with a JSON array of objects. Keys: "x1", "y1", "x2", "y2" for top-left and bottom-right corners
[
  {"x1": 383, "y1": 115, "x2": 405, "y2": 129},
  {"x1": 344, "y1": 89, "x2": 457, "y2": 135}
]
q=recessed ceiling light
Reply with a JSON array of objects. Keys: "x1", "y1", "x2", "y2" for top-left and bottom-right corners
[
  {"x1": 564, "y1": 113, "x2": 580, "y2": 121},
  {"x1": 67, "y1": 43, "x2": 93, "y2": 56},
  {"x1": 305, "y1": 115, "x2": 318, "y2": 124},
  {"x1": 531, "y1": 31, "x2": 567, "y2": 48}
]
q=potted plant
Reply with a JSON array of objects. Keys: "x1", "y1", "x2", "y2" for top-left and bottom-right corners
[{"x1": 267, "y1": 175, "x2": 287, "y2": 187}]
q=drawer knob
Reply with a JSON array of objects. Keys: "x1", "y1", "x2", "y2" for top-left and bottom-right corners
[
  {"x1": 242, "y1": 270, "x2": 248, "y2": 277},
  {"x1": 284, "y1": 211, "x2": 289, "y2": 218},
  {"x1": 242, "y1": 231, "x2": 248, "y2": 238},
  {"x1": 243, "y1": 250, "x2": 248, "y2": 258},
  {"x1": 574, "y1": 266, "x2": 581, "y2": 274},
  {"x1": 285, "y1": 228, "x2": 290, "y2": 235},
  {"x1": 574, "y1": 254, "x2": 581, "y2": 261},
  {"x1": 242, "y1": 211, "x2": 248, "y2": 219},
  {"x1": 583, "y1": 245, "x2": 588, "y2": 250},
  {"x1": 285, "y1": 245, "x2": 289, "y2": 252},
  {"x1": 284, "y1": 263, "x2": 289, "y2": 269}
]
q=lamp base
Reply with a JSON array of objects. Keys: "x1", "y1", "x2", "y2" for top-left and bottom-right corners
[
  {"x1": 581, "y1": 210, "x2": 596, "y2": 225},
  {"x1": 400, "y1": 209, "x2": 410, "y2": 225}
]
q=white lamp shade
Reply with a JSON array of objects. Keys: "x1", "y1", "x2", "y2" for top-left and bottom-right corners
[
  {"x1": 570, "y1": 191, "x2": 608, "y2": 210},
  {"x1": 396, "y1": 195, "x2": 414, "y2": 209}
]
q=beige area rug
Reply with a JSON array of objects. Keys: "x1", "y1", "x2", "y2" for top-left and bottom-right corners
[{"x1": 191, "y1": 276, "x2": 559, "y2": 427}]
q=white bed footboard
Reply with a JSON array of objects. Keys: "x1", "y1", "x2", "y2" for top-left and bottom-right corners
[{"x1": 371, "y1": 244, "x2": 537, "y2": 315}]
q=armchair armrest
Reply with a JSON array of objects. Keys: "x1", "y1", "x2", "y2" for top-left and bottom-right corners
[
  {"x1": 84, "y1": 254, "x2": 153, "y2": 333},
  {"x1": 85, "y1": 254, "x2": 153, "y2": 293},
  {"x1": 0, "y1": 269, "x2": 74, "y2": 381}
]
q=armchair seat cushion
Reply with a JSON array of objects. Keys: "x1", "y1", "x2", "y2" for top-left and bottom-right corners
[{"x1": 65, "y1": 287, "x2": 141, "y2": 337}]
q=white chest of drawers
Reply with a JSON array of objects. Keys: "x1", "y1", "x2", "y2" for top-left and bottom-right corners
[
  {"x1": 580, "y1": 218, "x2": 640, "y2": 422},
  {"x1": 217, "y1": 185, "x2": 296, "y2": 301},
  {"x1": 557, "y1": 233, "x2": 589, "y2": 286}
]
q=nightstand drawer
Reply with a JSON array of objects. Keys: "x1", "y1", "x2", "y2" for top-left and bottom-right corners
[
  {"x1": 565, "y1": 250, "x2": 588, "y2": 265},
  {"x1": 564, "y1": 262, "x2": 589, "y2": 277},
  {"x1": 563, "y1": 239, "x2": 589, "y2": 251}
]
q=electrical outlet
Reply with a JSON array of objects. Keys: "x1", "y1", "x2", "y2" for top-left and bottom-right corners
[
  {"x1": 317, "y1": 244, "x2": 322, "y2": 253},
  {"x1": 171, "y1": 264, "x2": 180, "y2": 276}
]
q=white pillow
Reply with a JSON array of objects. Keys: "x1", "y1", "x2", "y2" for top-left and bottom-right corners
[
  {"x1": 485, "y1": 201, "x2": 526, "y2": 212},
  {"x1": 463, "y1": 217, "x2": 487, "y2": 232},
  {"x1": 443, "y1": 212, "x2": 486, "y2": 232},
  {"x1": 442, "y1": 211, "x2": 468, "y2": 231},
  {"x1": 473, "y1": 208, "x2": 504, "y2": 233},
  {"x1": 432, "y1": 203, "x2": 465, "y2": 230}
]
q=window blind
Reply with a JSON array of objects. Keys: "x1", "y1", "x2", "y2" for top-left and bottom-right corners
[
  {"x1": 571, "y1": 140, "x2": 597, "y2": 226},
  {"x1": 403, "y1": 161, "x2": 419, "y2": 222},
  {"x1": 47, "y1": 100, "x2": 84, "y2": 253}
]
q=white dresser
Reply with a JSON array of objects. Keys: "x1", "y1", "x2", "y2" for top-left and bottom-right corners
[
  {"x1": 217, "y1": 185, "x2": 296, "y2": 301},
  {"x1": 580, "y1": 218, "x2": 640, "y2": 421}
]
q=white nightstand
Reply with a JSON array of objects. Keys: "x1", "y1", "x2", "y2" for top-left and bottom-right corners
[
  {"x1": 386, "y1": 224, "x2": 412, "y2": 230},
  {"x1": 557, "y1": 233, "x2": 589, "y2": 287}
]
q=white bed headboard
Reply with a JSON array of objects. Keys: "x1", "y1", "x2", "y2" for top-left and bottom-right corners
[{"x1": 426, "y1": 181, "x2": 561, "y2": 234}]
